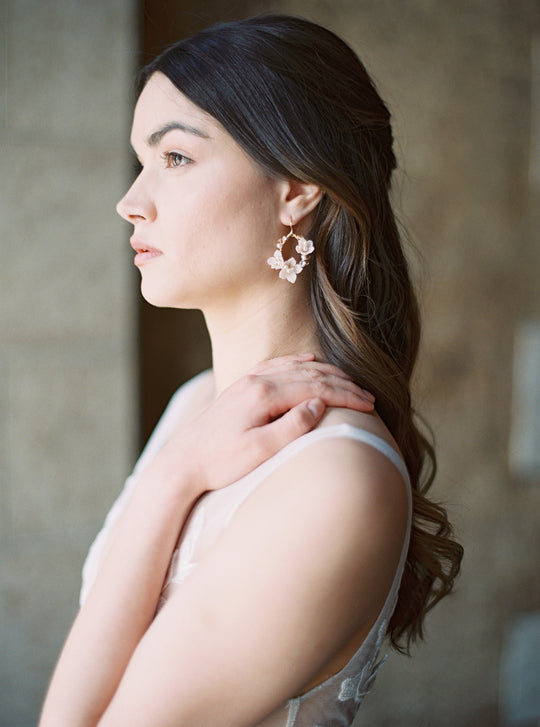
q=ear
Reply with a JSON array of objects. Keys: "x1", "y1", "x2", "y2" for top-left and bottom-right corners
[{"x1": 278, "y1": 179, "x2": 323, "y2": 229}]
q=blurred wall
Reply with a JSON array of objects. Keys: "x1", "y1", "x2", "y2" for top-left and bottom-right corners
[
  {"x1": 1, "y1": 1, "x2": 540, "y2": 726},
  {"x1": 0, "y1": 1, "x2": 137, "y2": 724}
]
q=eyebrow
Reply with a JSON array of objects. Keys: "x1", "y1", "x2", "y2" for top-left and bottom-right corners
[{"x1": 147, "y1": 121, "x2": 210, "y2": 146}]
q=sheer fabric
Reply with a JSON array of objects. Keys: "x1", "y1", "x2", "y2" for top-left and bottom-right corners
[{"x1": 81, "y1": 372, "x2": 411, "y2": 726}]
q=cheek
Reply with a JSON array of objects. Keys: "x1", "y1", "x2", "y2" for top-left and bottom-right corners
[
  {"x1": 209, "y1": 171, "x2": 280, "y2": 248},
  {"x1": 157, "y1": 158, "x2": 281, "y2": 286}
]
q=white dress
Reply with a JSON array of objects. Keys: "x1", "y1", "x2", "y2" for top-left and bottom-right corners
[{"x1": 81, "y1": 371, "x2": 412, "y2": 727}]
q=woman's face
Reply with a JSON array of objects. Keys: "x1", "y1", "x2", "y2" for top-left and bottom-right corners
[{"x1": 117, "y1": 72, "x2": 285, "y2": 310}]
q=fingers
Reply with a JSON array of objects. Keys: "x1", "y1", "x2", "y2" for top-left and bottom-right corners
[
  {"x1": 233, "y1": 355, "x2": 375, "y2": 436},
  {"x1": 253, "y1": 375, "x2": 374, "y2": 420},
  {"x1": 259, "y1": 398, "x2": 327, "y2": 454},
  {"x1": 248, "y1": 355, "x2": 375, "y2": 404}
]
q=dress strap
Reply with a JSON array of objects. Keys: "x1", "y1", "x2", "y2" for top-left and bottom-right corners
[{"x1": 253, "y1": 422, "x2": 410, "y2": 493}]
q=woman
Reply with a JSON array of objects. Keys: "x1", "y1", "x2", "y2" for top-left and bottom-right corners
[{"x1": 39, "y1": 15, "x2": 463, "y2": 727}]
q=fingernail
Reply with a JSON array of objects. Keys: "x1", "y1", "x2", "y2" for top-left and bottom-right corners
[
  {"x1": 362, "y1": 390, "x2": 376, "y2": 402},
  {"x1": 307, "y1": 398, "x2": 324, "y2": 417}
]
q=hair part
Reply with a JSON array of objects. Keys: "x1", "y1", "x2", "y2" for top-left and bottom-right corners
[{"x1": 139, "y1": 14, "x2": 463, "y2": 653}]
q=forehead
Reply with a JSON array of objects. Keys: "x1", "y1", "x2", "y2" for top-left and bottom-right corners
[{"x1": 131, "y1": 72, "x2": 219, "y2": 140}]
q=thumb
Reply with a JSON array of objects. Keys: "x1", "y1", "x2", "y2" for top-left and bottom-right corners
[
  {"x1": 264, "y1": 398, "x2": 326, "y2": 453},
  {"x1": 305, "y1": 398, "x2": 325, "y2": 420}
]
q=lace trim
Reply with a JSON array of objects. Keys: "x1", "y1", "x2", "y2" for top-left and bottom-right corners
[
  {"x1": 337, "y1": 616, "x2": 389, "y2": 703},
  {"x1": 285, "y1": 698, "x2": 300, "y2": 727}
]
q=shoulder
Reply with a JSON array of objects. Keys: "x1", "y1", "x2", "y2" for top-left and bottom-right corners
[
  {"x1": 259, "y1": 405, "x2": 409, "y2": 521},
  {"x1": 141, "y1": 370, "x2": 214, "y2": 452},
  {"x1": 167, "y1": 369, "x2": 215, "y2": 420},
  {"x1": 227, "y1": 407, "x2": 410, "y2": 607},
  {"x1": 318, "y1": 404, "x2": 402, "y2": 456}
]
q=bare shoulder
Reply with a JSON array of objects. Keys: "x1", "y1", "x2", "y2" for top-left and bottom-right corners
[
  {"x1": 319, "y1": 404, "x2": 402, "y2": 454},
  {"x1": 228, "y1": 404, "x2": 410, "y2": 614},
  {"x1": 255, "y1": 405, "x2": 409, "y2": 530},
  {"x1": 174, "y1": 369, "x2": 215, "y2": 422}
]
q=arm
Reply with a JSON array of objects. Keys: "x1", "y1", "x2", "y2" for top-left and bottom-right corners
[
  {"x1": 39, "y1": 439, "x2": 201, "y2": 727},
  {"x1": 39, "y1": 355, "x2": 376, "y2": 727},
  {"x1": 98, "y1": 434, "x2": 409, "y2": 727}
]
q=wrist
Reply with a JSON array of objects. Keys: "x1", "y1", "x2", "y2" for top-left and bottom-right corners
[{"x1": 136, "y1": 436, "x2": 206, "y2": 506}]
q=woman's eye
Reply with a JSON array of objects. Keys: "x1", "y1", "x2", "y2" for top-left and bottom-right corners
[{"x1": 162, "y1": 151, "x2": 190, "y2": 168}]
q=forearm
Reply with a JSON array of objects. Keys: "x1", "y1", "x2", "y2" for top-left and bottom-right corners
[{"x1": 39, "y1": 453, "x2": 201, "y2": 727}]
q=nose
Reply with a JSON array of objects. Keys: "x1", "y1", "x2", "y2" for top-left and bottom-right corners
[{"x1": 116, "y1": 176, "x2": 156, "y2": 223}]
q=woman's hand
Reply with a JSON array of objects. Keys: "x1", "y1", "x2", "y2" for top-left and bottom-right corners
[{"x1": 163, "y1": 353, "x2": 375, "y2": 494}]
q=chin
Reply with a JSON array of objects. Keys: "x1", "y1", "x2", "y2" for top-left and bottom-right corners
[
  {"x1": 140, "y1": 280, "x2": 180, "y2": 309},
  {"x1": 140, "y1": 277, "x2": 203, "y2": 310}
]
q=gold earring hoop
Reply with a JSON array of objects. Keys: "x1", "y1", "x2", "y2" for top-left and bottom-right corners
[{"x1": 267, "y1": 222, "x2": 315, "y2": 284}]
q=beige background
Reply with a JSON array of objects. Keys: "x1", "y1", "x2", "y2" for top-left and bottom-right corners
[
  {"x1": 1, "y1": 1, "x2": 539, "y2": 725},
  {"x1": 0, "y1": 0, "x2": 137, "y2": 722}
]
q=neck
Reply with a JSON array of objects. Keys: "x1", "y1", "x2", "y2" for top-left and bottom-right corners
[{"x1": 202, "y1": 282, "x2": 321, "y2": 394}]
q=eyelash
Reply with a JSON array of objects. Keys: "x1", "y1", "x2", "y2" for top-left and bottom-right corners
[
  {"x1": 161, "y1": 151, "x2": 191, "y2": 168},
  {"x1": 131, "y1": 151, "x2": 191, "y2": 177}
]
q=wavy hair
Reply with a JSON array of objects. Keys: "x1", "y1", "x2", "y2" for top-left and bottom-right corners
[{"x1": 138, "y1": 14, "x2": 463, "y2": 653}]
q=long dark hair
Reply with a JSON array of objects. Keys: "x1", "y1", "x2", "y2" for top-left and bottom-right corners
[{"x1": 138, "y1": 14, "x2": 463, "y2": 653}]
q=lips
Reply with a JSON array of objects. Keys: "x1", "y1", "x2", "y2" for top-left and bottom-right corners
[{"x1": 130, "y1": 238, "x2": 162, "y2": 266}]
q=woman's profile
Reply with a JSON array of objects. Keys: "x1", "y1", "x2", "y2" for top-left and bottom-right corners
[{"x1": 39, "y1": 15, "x2": 463, "y2": 727}]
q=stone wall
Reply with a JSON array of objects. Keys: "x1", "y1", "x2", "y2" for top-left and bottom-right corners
[
  {"x1": 247, "y1": 0, "x2": 540, "y2": 724},
  {"x1": 0, "y1": 1, "x2": 136, "y2": 724}
]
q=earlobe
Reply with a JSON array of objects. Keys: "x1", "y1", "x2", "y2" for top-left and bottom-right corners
[{"x1": 279, "y1": 180, "x2": 323, "y2": 227}]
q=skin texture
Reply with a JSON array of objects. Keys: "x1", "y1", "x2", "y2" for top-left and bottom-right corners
[
  {"x1": 39, "y1": 74, "x2": 409, "y2": 727},
  {"x1": 118, "y1": 73, "x2": 324, "y2": 393}
]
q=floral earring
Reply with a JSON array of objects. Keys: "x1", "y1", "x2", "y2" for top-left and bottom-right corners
[{"x1": 267, "y1": 222, "x2": 315, "y2": 284}]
